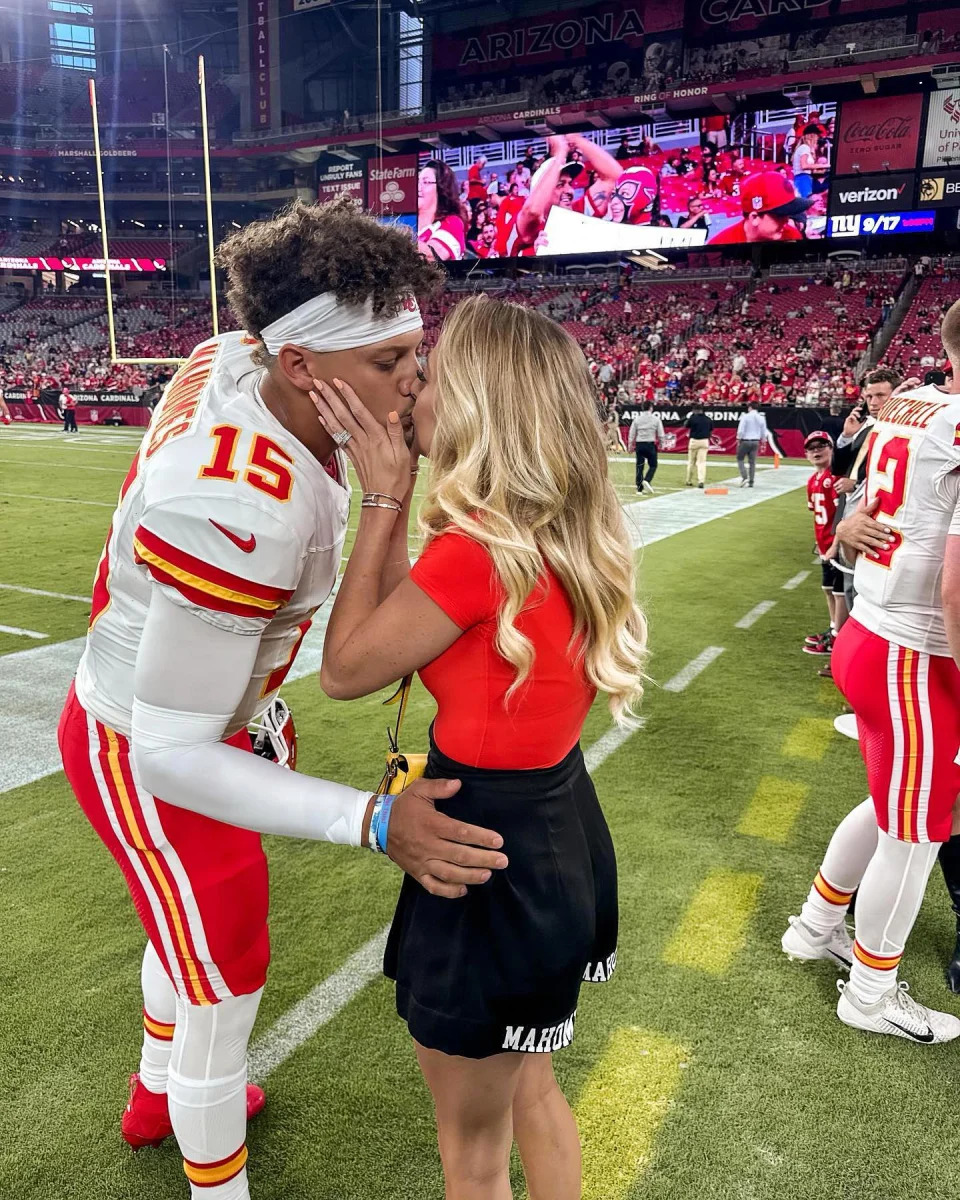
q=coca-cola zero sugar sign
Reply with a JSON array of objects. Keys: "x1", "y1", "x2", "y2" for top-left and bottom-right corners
[
  {"x1": 923, "y1": 89, "x2": 960, "y2": 170},
  {"x1": 835, "y1": 95, "x2": 923, "y2": 175}
]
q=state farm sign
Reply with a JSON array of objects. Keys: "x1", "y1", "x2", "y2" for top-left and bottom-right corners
[
  {"x1": 366, "y1": 155, "x2": 417, "y2": 215},
  {"x1": 835, "y1": 95, "x2": 923, "y2": 175}
]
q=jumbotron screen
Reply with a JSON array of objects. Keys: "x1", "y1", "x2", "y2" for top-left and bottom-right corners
[{"x1": 417, "y1": 103, "x2": 836, "y2": 260}]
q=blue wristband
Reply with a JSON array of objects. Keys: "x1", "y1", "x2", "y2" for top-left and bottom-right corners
[
  {"x1": 376, "y1": 794, "x2": 395, "y2": 855},
  {"x1": 368, "y1": 795, "x2": 386, "y2": 854}
]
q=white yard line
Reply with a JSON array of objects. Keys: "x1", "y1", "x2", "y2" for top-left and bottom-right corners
[
  {"x1": 249, "y1": 931, "x2": 389, "y2": 1081},
  {"x1": 0, "y1": 457, "x2": 125, "y2": 473},
  {"x1": 249, "y1": 699, "x2": 648, "y2": 1082},
  {"x1": 735, "y1": 600, "x2": 776, "y2": 630},
  {"x1": 582, "y1": 722, "x2": 644, "y2": 773},
  {"x1": 0, "y1": 624, "x2": 47, "y2": 639},
  {"x1": 0, "y1": 491, "x2": 114, "y2": 508},
  {"x1": 0, "y1": 582, "x2": 90, "y2": 603},
  {"x1": 663, "y1": 647, "x2": 725, "y2": 693},
  {"x1": 782, "y1": 570, "x2": 811, "y2": 591}
]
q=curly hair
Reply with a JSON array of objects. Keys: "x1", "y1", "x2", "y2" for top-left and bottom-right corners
[{"x1": 215, "y1": 197, "x2": 441, "y2": 364}]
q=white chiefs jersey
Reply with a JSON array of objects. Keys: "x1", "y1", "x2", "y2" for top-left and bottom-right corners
[
  {"x1": 853, "y1": 385, "x2": 960, "y2": 657},
  {"x1": 75, "y1": 332, "x2": 350, "y2": 735}
]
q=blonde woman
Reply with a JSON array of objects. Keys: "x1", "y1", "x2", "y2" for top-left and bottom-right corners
[{"x1": 311, "y1": 296, "x2": 646, "y2": 1200}]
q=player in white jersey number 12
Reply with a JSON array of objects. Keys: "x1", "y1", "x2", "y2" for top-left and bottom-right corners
[
  {"x1": 782, "y1": 300, "x2": 960, "y2": 1044},
  {"x1": 58, "y1": 198, "x2": 508, "y2": 1200}
]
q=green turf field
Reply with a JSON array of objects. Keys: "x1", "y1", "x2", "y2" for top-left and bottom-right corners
[{"x1": 2, "y1": 425, "x2": 958, "y2": 1200}]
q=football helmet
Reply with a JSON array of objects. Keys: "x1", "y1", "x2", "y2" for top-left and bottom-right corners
[{"x1": 249, "y1": 696, "x2": 298, "y2": 770}]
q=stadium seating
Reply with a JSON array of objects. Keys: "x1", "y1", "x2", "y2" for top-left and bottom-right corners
[
  {"x1": 886, "y1": 266, "x2": 958, "y2": 376},
  {"x1": 0, "y1": 262, "x2": 923, "y2": 399}
]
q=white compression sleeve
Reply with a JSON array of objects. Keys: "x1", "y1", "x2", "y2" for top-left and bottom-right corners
[{"x1": 130, "y1": 589, "x2": 370, "y2": 845}]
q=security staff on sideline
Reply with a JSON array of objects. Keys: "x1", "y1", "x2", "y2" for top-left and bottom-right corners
[
  {"x1": 627, "y1": 401, "x2": 665, "y2": 493},
  {"x1": 685, "y1": 403, "x2": 713, "y2": 488},
  {"x1": 736, "y1": 400, "x2": 767, "y2": 488}
]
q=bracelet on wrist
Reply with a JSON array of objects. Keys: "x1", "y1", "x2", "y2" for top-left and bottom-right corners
[
  {"x1": 375, "y1": 794, "x2": 395, "y2": 855},
  {"x1": 368, "y1": 795, "x2": 387, "y2": 853},
  {"x1": 361, "y1": 499, "x2": 402, "y2": 513},
  {"x1": 363, "y1": 491, "x2": 403, "y2": 506}
]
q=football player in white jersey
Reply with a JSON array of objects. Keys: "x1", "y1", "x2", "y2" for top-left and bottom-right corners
[
  {"x1": 58, "y1": 198, "x2": 508, "y2": 1200},
  {"x1": 781, "y1": 301, "x2": 960, "y2": 1043}
]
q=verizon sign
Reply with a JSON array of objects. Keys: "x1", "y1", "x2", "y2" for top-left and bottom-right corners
[
  {"x1": 828, "y1": 172, "x2": 915, "y2": 215},
  {"x1": 923, "y1": 89, "x2": 960, "y2": 169}
]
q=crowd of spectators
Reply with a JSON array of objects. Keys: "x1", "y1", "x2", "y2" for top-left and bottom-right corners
[
  {"x1": 886, "y1": 260, "x2": 957, "y2": 377},
  {"x1": 0, "y1": 296, "x2": 230, "y2": 395},
  {"x1": 0, "y1": 262, "x2": 915, "y2": 408}
]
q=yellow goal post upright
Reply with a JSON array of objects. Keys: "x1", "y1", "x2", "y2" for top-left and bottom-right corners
[{"x1": 87, "y1": 54, "x2": 220, "y2": 369}]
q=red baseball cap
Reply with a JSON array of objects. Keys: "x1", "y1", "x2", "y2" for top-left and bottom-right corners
[
  {"x1": 741, "y1": 172, "x2": 812, "y2": 218},
  {"x1": 804, "y1": 430, "x2": 834, "y2": 448}
]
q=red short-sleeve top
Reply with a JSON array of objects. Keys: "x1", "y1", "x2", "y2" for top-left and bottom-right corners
[{"x1": 409, "y1": 530, "x2": 596, "y2": 769}]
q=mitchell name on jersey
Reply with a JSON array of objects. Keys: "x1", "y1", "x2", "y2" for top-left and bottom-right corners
[
  {"x1": 853, "y1": 385, "x2": 960, "y2": 658},
  {"x1": 75, "y1": 332, "x2": 350, "y2": 735}
]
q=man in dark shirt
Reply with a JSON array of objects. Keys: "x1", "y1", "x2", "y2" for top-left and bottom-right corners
[{"x1": 685, "y1": 403, "x2": 714, "y2": 488}]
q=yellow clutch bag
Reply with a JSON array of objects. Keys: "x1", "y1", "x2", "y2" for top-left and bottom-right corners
[{"x1": 377, "y1": 675, "x2": 427, "y2": 796}]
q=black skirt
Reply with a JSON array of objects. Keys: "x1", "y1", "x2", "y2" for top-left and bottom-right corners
[{"x1": 383, "y1": 733, "x2": 619, "y2": 1059}]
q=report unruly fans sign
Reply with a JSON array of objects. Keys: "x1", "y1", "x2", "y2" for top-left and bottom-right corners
[{"x1": 317, "y1": 161, "x2": 364, "y2": 205}]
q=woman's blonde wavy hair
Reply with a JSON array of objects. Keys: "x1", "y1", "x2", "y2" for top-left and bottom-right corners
[{"x1": 420, "y1": 295, "x2": 647, "y2": 727}]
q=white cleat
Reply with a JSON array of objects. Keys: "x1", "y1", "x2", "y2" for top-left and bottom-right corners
[
  {"x1": 836, "y1": 979, "x2": 960, "y2": 1043},
  {"x1": 781, "y1": 915, "x2": 853, "y2": 969},
  {"x1": 833, "y1": 712, "x2": 859, "y2": 740},
  {"x1": 642, "y1": 480, "x2": 655, "y2": 495}
]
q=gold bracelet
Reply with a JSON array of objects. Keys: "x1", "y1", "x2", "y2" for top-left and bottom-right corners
[
  {"x1": 363, "y1": 491, "x2": 404, "y2": 507},
  {"x1": 361, "y1": 499, "x2": 402, "y2": 512}
]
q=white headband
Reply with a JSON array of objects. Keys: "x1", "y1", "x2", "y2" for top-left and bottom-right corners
[{"x1": 260, "y1": 292, "x2": 422, "y2": 356}]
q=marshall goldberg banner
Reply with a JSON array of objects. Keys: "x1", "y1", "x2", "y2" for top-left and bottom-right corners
[
  {"x1": 834, "y1": 95, "x2": 923, "y2": 176},
  {"x1": 366, "y1": 155, "x2": 417, "y2": 215},
  {"x1": 431, "y1": 0, "x2": 676, "y2": 78},
  {"x1": 923, "y1": 89, "x2": 960, "y2": 170},
  {"x1": 317, "y1": 160, "x2": 364, "y2": 205}
]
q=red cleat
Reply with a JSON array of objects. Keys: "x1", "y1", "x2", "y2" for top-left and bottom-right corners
[{"x1": 121, "y1": 1074, "x2": 266, "y2": 1151}]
